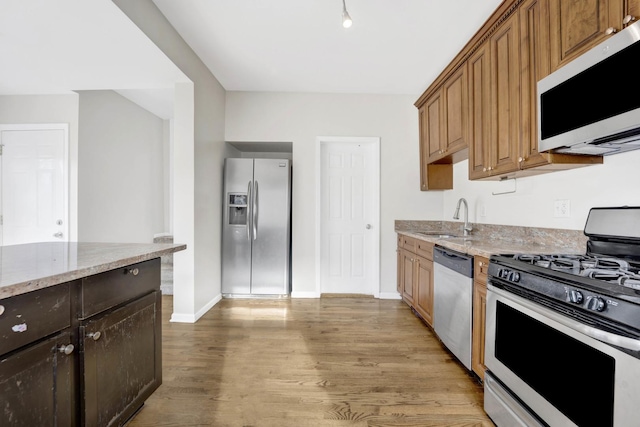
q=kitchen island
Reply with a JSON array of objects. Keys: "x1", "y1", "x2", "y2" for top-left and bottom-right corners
[{"x1": 0, "y1": 241, "x2": 186, "y2": 427}]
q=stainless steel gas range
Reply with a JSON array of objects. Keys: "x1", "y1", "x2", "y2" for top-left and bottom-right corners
[{"x1": 484, "y1": 207, "x2": 640, "y2": 427}]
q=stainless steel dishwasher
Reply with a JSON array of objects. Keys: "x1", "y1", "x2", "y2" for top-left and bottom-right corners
[{"x1": 433, "y1": 245, "x2": 474, "y2": 370}]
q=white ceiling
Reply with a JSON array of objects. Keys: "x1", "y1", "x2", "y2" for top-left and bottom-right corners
[
  {"x1": 153, "y1": 0, "x2": 504, "y2": 96},
  {"x1": 0, "y1": 0, "x2": 187, "y2": 118},
  {"x1": 0, "y1": 0, "x2": 505, "y2": 119}
]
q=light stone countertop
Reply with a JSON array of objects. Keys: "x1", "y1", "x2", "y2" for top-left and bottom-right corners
[
  {"x1": 0, "y1": 242, "x2": 186, "y2": 299},
  {"x1": 396, "y1": 220, "x2": 587, "y2": 259}
]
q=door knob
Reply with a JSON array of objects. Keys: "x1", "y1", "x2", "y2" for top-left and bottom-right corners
[
  {"x1": 366, "y1": 224, "x2": 372, "y2": 229},
  {"x1": 53, "y1": 232, "x2": 63, "y2": 238}
]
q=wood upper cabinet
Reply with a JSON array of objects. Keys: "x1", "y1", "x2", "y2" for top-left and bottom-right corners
[
  {"x1": 417, "y1": 64, "x2": 468, "y2": 190},
  {"x1": 422, "y1": 93, "x2": 444, "y2": 163},
  {"x1": 443, "y1": 65, "x2": 469, "y2": 156},
  {"x1": 489, "y1": 11, "x2": 521, "y2": 176},
  {"x1": 520, "y1": 0, "x2": 553, "y2": 168},
  {"x1": 549, "y1": 0, "x2": 640, "y2": 72},
  {"x1": 419, "y1": 105, "x2": 454, "y2": 191},
  {"x1": 627, "y1": 0, "x2": 640, "y2": 27},
  {"x1": 468, "y1": 42, "x2": 492, "y2": 180},
  {"x1": 422, "y1": 66, "x2": 468, "y2": 164},
  {"x1": 469, "y1": 12, "x2": 520, "y2": 179}
]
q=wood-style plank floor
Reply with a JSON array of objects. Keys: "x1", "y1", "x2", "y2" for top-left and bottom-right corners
[{"x1": 128, "y1": 296, "x2": 494, "y2": 427}]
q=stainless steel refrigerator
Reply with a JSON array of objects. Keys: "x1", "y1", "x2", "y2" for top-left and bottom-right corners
[{"x1": 222, "y1": 158, "x2": 291, "y2": 296}]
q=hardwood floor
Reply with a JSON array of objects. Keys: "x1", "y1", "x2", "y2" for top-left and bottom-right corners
[{"x1": 128, "y1": 296, "x2": 494, "y2": 427}]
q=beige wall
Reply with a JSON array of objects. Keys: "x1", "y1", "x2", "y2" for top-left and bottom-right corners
[
  {"x1": 445, "y1": 152, "x2": 640, "y2": 231},
  {"x1": 114, "y1": 0, "x2": 234, "y2": 320},
  {"x1": 225, "y1": 91, "x2": 442, "y2": 297},
  {"x1": 77, "y1": 90, "x2": 165, "y2": 243}
]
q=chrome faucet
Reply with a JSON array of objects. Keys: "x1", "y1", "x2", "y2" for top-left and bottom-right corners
[{"x1": 453, "y1": 198, "x2": 473, "y2": 237}]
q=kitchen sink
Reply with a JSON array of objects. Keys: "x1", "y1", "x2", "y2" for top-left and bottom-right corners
[
  {"x1": 415, "y1": 231, "x2": 476, "y2": 240},
  {"x1": 416, "y1": 231, "x2": 462, "y2": 239}
]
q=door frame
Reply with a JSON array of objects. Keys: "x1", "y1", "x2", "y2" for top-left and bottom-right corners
[
  {"x1": 0, "y1": 123, "x2": 70, "y2": 245},
  {"x1": 315, "y1": 136, "x2": 381, "y2": 297}
]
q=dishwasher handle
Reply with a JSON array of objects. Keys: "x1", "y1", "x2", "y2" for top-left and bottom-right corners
[{"x1": 433, "y1": 245, "x2": 474, "y2": 278}]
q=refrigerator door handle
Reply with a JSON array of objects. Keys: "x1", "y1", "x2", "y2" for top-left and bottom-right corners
[
  {"x1": 247, "y1": 180, "x2": 252, "y2": 241},
  {"x1": 253, "y1": 180, "x2": 259, "y2": 240}
]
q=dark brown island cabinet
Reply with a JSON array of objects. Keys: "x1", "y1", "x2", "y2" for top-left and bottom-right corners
[{"x1": 0, "y1": 242, "x2": 183, "y2": 427}]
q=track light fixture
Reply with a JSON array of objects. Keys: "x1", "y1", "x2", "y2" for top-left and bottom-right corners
[{"x1": 342, "y1": 0, "x2": 352, "y2": 28}]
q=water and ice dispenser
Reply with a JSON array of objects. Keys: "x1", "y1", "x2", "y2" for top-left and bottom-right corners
[{"x1": 228, "y1": 193, "x2": 248, "y2": 225}]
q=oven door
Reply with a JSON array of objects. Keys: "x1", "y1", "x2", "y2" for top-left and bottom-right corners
[{"x1": 485, "y1": 284, "x2": 640, "y2": 427}]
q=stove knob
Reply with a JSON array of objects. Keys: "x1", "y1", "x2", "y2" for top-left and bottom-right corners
[
  {"x1": 507, "y1": 271, "x2": 520, "y2": 282},
  {"x1": 568, "y1": 290, "x2": 583, "y2": 304},
  {"x1": 586, "y1": 296, "x2": 606, "y2": 312}
]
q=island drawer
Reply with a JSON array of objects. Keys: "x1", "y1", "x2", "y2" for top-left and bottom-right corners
[
  {"x1": 79, "y1": 258, "x2": 160, "y2": 319},
  {"x1": 0, "y1": 283, "x2": 71, "y2": 356}
]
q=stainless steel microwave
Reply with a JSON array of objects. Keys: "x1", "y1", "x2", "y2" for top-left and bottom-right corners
[{"x1": 537, "y1": 21, "x2": 640, "y2": 156}]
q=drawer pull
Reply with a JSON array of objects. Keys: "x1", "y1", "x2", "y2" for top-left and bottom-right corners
[
  {"x1": 126, "y1": 268, "x2": 140, "y2": 276},
  {"x1": 58, "y1": 344, "x2": 75, "y2": 355},
  {"x1": 87, "y1": 331, "x2": 102, "y2": 341}
]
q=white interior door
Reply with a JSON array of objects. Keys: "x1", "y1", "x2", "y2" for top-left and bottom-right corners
[
  {"x1": 319, "y1": 137, "x2": 380, "y2": 295},
  {"x1": 0, "y1": 125, "x2": 68, "y2": 245}
]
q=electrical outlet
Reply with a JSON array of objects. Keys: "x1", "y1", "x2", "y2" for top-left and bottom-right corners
[{"x1": 554, "y1": 199, "x2": 571, "y2": 218}]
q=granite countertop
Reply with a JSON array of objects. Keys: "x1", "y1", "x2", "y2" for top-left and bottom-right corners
[
  {"x1": 0, "y1": 242, "x2": 186, "y2": 299},
  {"x1": 396, "y1": 220, "x2": 587, "y2": 258}
]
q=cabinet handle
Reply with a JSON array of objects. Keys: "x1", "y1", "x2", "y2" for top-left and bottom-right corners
[
  {"x1": 87, "y1": 331, "x2": 102, "y2": 341},
  {"x1": 0, "y1": 305, "x2": 4, "y2": 316},
  {"x1": 518, "y1": 157, "x2": 524, "y2": 162},
  {"x1": 58, "y1": 344, "x2": 75, "y2": 355},
  {"x1": 623, "y1": 15, "x2": 635, "y2": 25},
  {"x1": 605, "y1": 27, "x2": 617, "y2": 35},
  {"x1": 126, "y1": 268, "x2": 140, "y2": 276},
  {"x1": 483, "y1": 167, "x2": 487, "y2": 172},
  {"x1": 479, "y1": 261, "x2": 484, "y2": 267}
]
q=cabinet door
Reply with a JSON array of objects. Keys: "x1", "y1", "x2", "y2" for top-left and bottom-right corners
[
  {"x1": 520, "y1": 0, "x2": 553, "y2": 169},
  {"x1": 0, "y1": 331, "x2": 75, "y2": 426},
  {"x1": 423, "y1": 92, "x2": 444, "y2": 162},
  {"x1": 401, "y1": 250, "x2": 416, "y2": 305},
  {"x1": 489, "y1": 11, "x2": 521, "y2": 176},
  {"x1": 468, "y1": 43, "x2": 492, "y2": 179},
  {"x1": 625, "y1": 0, "x2": 640, "y2": 26},
  {"x1": 414, "y1": 256, "x2": 434, "y2": 326},
  {"x1": 549, "y1": 0, "x2": 621, "y2": 71},
  {"x1": 472, "y1": 282, "x2": 488, "y2": 381},
  {"x1": 81, "y1": 292, "x2": 161, "y2": 427},
  {"x1": 443, "y1": 64, "x2": 468, "y2": 155}
]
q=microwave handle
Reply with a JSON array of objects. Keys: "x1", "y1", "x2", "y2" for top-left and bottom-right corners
[{"x1": 490, "y1": 285, "x2": 640, "y2": 352}]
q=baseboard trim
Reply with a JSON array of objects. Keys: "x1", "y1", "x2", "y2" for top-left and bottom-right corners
[
  {"x1": 379, "y1": 292, "x2": 402, "y2": 300},
  {"x1": 290, "y1": 291, "x2": 321, "y2": 298},
  {"x1": 169, "y1": 293, "x2": 222, "y2": 323}
]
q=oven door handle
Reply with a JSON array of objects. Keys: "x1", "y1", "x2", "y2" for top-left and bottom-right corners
[{"x1": 490, "y1": 285, "x2": 640, "y2": 352}]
